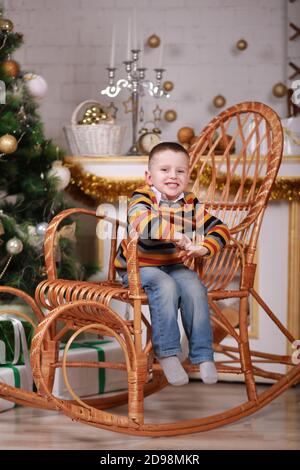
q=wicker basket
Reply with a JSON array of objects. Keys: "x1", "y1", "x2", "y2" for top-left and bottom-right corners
[{"x1": 63, "y1": 100, "x2": 126, "y2": 156}]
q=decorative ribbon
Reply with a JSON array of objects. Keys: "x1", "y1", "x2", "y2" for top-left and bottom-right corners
[
  {"x1": 0, "y1": 315, "x2": 33, "y2": 390},
  {"x1": 60, "y1": 339, "x2": 111, "y2": 394}
]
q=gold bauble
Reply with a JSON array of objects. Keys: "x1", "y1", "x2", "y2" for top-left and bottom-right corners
[
  {"x1": 2, "y1": 59, "x2": 20, "y2": 78},
  {"x1": 147, "y1": 34, "x2": 160, "y2": 48},
  {"x1": 0, "y1": 134, "x2": 18, "y2": 154},
  {"x1": 79, "y1": 105, "x2": 108, "y2": 125},
  {"x1": 164, "y1": 110, "x2": 177, "y2": 122},
  {"x1": 0, "y1": 18, "x2": 14, "y2": 32},
  {"x1": 213, "y1": 95, "x2": 226, "y2": 108},
  {"x1": 163, "y1": 81, "x2": 174, "y2": 92},
  {"x1": 236, "y1": 39, "x2": 248, "y2": 51},
  {"x1": 177, "y1": 127, "x2": 195, "y2": 144},
  {"x1": 272, "y1": 82, "x2": 287, "y2": 98}
]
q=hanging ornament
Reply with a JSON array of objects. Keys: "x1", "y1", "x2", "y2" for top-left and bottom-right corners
[
  {"x1": 164, "y1": 110, "x2": 177, "y2": 122},
  {"x1": 177, "y1": 127, "x2": 195, "y2": 144},
  {"x1": 272, "y1": 82, "x2": 287, "y2": 98},
  {"x1": 147, "y1": 34, "x2": 160, "y2": 48},
  {"x1": 153, "y1": 104, "x2": 163, "y2": 123},
  {"x1": 47, "y1": 161, "x2": 71, "y2": 190},
  {"x1": 163, "y1": 81, "x2": 174, "y2": 92},
  {"x1": 6, "y1": 237, "x2": 23, "y2": 255},
  {"x1": 106, "y1": 102, "x2": 118, "y2": 119},
  {"x1": 213, "y1": 95, "x2": 226, "y2": 108},
  {"x1": 0, "y1": 134, "x2": 18, "y2": 154},
  {"x1": 236, "y1": 39, "x2": 248, "y2": 51},
  {"x1": 27, "y1": 225, "x2": 43, "y2": 249},
  {"x1": 2, "y1": 59, "x2": 20, "y2": 78},
  {"x1": 123, "y1": 96, "x2": 133, "y2": 114},
  {"x1": 0, "y1": 18, "x2": 14, "y2": 32},
  {"x1": 23, "y1": 73, "x2": 48, "y2": 99},
  {"x1": 35, "y1": 222, "x2": 49, "y2": 237}
]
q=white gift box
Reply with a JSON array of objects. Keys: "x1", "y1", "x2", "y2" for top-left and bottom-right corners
[
  {"x1": 0, "y1": 365, "x2": 33, "y2": 412},
  {"x1": 52, "y1": 338, "x2": 128, "y2": 399},
  {"x1": 281, "y1": 117, "x2": 300, "y2": 156}
]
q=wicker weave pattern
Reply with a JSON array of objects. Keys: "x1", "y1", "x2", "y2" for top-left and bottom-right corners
[{"x1": 63, "y1": 100, "x2": 126, "y2": 156}]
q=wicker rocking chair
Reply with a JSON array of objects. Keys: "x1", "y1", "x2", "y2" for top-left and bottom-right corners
[{"x1": 2, "y1": 102, "x2": 299, "y2": 435}]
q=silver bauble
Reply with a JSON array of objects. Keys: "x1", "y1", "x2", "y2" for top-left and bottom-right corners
[
  {"x1": 36, "y1": 222, "x2": 49, "y2": 236},
  {"x1": 6, "y1": 237, "x2": 23, "y2": 255}
]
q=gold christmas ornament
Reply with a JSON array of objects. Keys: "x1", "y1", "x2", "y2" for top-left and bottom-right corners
[
  {"x1": 0, "y1": 134, "x2": 18, "y2": 154},
  {"x1": 163, "y1": 81, "x2": 174, "y2": 92},
  {"x1": 236, "y1": 39, "x2": 248, "y2": 51},
  {"x1": 2, "y1": 59, "x2": 20, "y2": 78},
  {"x1": 147, "y1": 34, "x2": 160, "y2": 48},
  {"x1": 272, "y1": 82, "x2": 287, "y2": 98},
  {"x1": 78, "y1": 105, "x2": 110, "y2": 125},
  {"x1": 177, "y1": 127, "x2": 195, "y2": 144},
  {"x1": 213, "y1": 95, "x2": 226, "y2": 108},
  {"x1": 164, "y1": 109, "x2": 177, "y2": 122},
  {"x1": 0, "y1": 18, "x2": 14, "y2": 32}
]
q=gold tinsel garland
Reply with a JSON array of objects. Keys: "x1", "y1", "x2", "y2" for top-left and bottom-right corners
[{"x1": 67, "y1": 163, "x2": 300, "y2": 205}]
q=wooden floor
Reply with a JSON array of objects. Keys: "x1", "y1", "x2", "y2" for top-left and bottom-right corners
[{"x1": 0, "y1": 381, "x2": 299, "y2": 450}]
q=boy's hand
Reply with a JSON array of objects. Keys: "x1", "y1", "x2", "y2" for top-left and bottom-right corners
[
  {"x1": 174, "y1": 233, "x2": 192, "y2": 250},
  {"x1": 179, "y1": 245, "x2": 210, "y2": 262}
]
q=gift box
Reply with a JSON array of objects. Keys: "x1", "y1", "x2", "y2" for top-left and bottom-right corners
[
  {"x1": 0, "y1": 364, "x2": 33, "y2": 412},
  {"x1": 246, "y1": 116, "x2": 300, "y2": 157},
  {"x1": 0, "y1": 317, "x2": 33, "y2": 365},
  {"x1": 52, "y1": 338, "x2": 128, "y2": 399},
  {"x1": 281, "y1": 117, "x2": 300, "y2": 156}
]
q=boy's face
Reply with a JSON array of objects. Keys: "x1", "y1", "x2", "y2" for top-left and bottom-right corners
[{"x1": 145, "y1": 150, "x2": 189, "y2": 200}]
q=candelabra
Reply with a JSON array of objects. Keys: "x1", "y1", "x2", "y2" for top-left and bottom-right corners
[{"x1": 100, "y1": 49, "x2": 170, "y2": 155}]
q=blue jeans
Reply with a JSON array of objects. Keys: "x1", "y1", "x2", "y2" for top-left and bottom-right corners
[{"x1": 119, "y1": 264, "x2": 214, "y2": 364}]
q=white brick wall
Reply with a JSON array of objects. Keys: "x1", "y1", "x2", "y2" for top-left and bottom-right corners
[{"x1": 5, "y1": 0, "x2": 287, "y2": 152}]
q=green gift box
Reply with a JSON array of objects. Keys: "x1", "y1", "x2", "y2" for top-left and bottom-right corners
[
  {"x1": 53, "y1": 338, "x2": 128, "y2": 399},
  {"x1": 0, "y1": 317, "x2": 33, "y2": 365},
  {"x1": 0, "y1": 364, "x2": 33, "y2": 412}
]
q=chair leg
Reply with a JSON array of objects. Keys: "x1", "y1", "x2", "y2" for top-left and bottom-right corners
[
  {"x1": 239, "y1": 295, "x2": 258, "y2": 401},
  {"x1": 127, "y1": 352, "x2": 148, "y2": 426},
  {"x1": 39, "y1": 338, "x2": 59, "y2": 395}
]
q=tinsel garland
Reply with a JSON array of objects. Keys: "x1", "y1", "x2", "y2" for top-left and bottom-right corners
[{"x1": 67, "y1": 163, "x2": 300, "y2": 205}]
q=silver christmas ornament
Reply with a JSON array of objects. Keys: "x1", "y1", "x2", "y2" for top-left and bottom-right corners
[
  {"x1": 6, "y1": 237, "x2": 23, "y2": 255},
  {"x1": 36, "y1": 222, "x2": 49, "y2": 236}
]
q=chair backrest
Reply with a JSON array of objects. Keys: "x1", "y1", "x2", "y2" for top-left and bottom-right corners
[{"x1": 188, "y1": 102, "x2": 283, "y2": 290}]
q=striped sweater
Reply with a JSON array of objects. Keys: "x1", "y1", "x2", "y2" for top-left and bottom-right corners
[{"x1": 114, "y1": 185, "x2": 230, "y2": 269}]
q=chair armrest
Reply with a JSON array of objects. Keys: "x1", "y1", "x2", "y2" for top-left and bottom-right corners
[{"x1": 44, "y1": 208, "x2": 121, "y2": 281}]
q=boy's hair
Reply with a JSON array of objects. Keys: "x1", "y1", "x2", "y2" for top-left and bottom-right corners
[{"x1": 148, "y1": 142, "x2": 189, "y2": 168}]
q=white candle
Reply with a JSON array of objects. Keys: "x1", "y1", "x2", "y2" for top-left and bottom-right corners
[
  {"x1": 110, "y1": 24, "x2": 116, "y2": 68},
  {"x1": 158, "y1": 40, "x2": 164, "y2": 68},
  {"x1": 140, "y1": 36, "x2": 144, "y2": 67},
  {"x1": 126, "y1": 18, "x2": 132, "y2": 61},
  {"x1": 132, "y1": 7, "x2": 137, "y2": 50}
]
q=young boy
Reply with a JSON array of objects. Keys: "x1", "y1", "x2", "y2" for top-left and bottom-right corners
[{"x1": 115, "y1": 142, "x2": 230, "y2": 386}]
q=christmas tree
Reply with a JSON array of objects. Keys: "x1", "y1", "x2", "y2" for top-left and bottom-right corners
[{"x1": 0, "y1": 8, "x2": 78, "y2": 296}]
